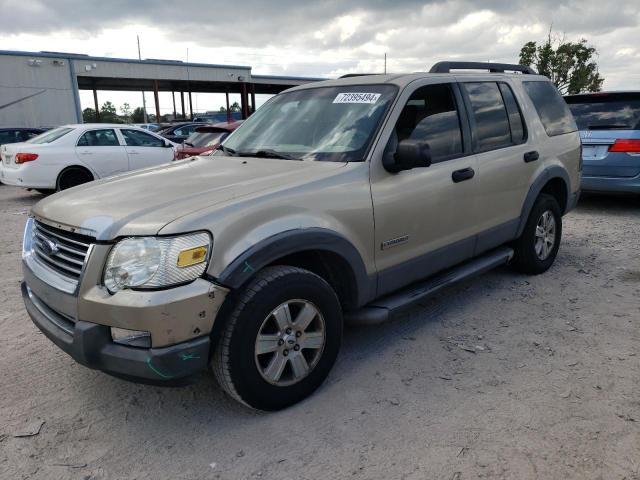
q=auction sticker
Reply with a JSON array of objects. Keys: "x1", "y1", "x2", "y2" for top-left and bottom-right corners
[{"x1": 333, "y1": 92, "x2": 381, "y2": 104}]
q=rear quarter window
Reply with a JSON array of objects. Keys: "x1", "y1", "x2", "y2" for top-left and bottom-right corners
[{"x1": 522, "y1": 81, "x2": 577, "y2": 137}]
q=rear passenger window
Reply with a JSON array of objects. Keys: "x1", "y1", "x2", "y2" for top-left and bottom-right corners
[
  {"x1": 77, "y1": 129, "x2": 120, "y2": 147},
  {"x1": 121, "y1": 129, "x2": 165, "y2": 147},
  {"x1": 463, "y1": 82, "x2": 511, "y2": 152},
  {"x1": 498, "y1": 83, "x2": 526, "y2": 143},
  {"x1": 523, "y1": 81, "x2": 577, "y2": 136},
  {"x1": 388, "y1": 83, "x2": 464, "y2": 163}
]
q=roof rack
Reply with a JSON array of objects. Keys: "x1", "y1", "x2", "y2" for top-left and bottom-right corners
[
  {"x1": 429, "y1": 62, "x2": 536, "y2": 75},
  {"x1": 339, "y1": 73, "x2": 381, "y2": 78}
]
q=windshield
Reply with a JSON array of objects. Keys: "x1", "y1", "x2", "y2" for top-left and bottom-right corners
[
  {"x1": 566, "y1": 94, "x2": 640, "y2": 130},
  {"x1": 27, "y1": 127, "x2": 74, "y2": 144},
  {"x1": 222, "y1": 85, "x2": 397, "y2": 161},
  {"x1": 185, "y1": 130, "x2": 228, "y2": 147}
]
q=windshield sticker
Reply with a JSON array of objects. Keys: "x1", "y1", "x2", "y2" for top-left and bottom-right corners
[{"x1": 333, "y1": 93, "x2": 381, "y2": 104}]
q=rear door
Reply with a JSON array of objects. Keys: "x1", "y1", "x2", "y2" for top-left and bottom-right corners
[
  {"x1": 458, "y1": 79, "x2": 534, "y2": 242},
  {"x1": 565, "y1": 93, "x2": 640, "y2": 178},
  {"x1": 75, "y1": 128, "x2": 129, "y2": 178},
  {"x1": 120, "y1": 128, "x2": 174, "y2": 170}
]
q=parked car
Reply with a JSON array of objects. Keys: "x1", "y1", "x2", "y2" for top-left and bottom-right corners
[
  {"x1": 175, "y1": 121, "x2": 243, "y2": 160},
  {"x1": 133, "y1": 123, "x2": 160, "y2": 131},
  {"x1": 157, "y1": 122, "x2": 203, "y2": 143},
  {"x1": 20, "y1": 62, "x2": 580, "y2": 410},
  {"x1": 564, "y1": 91, "x2": 640, "y2": 194},
  {"x1": 193, "y1": 112, "x2": 243, "y2": 123},
  {"x1": 0, "y1": 127, "x2": 47, "y2": 146},
  {"x1": 0, "y1": 124, "x2": 176, "y2": 192}
]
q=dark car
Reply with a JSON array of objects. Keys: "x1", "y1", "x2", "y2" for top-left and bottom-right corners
[
  {"x1": 157, "y1": 122, "x2": 203, "y2": 144},
  {"x1": 0, "y1": 127, "x2": 47, "y2": 146},
  {"x1": 175, "y1": 121, "x2": 243, "y2": 160},
  {"x1": 565, "y1": 92, "x2": 640, "y2": 194}
]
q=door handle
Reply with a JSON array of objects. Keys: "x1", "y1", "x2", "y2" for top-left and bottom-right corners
[
  {"x1": 128, "y1": 151, "x2": 140, "y2": 155},
  {"x1": 524, "y1": 151, "x2": 539, "y2": 163},
  {"x1": 79, "y1": 151, "x2": 92, "y2": 155},
  {"x1": 452, "y1": 167, "x2": 475, "y2": 183}
]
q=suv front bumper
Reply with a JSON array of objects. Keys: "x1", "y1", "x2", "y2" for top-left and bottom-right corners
[{"x1": 22, "y1": 282, "x2": 212, "y2": 383}]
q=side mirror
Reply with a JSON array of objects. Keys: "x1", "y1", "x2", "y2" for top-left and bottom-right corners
[
  {"x1": 164, "y1": 141, "x2": 173, "y2": 148},
  {"x1": 384, "y1": 139, "x2": 431, "y2": 173}
]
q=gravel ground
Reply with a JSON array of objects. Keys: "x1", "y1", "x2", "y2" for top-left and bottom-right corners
[{"x1": 1, "y1": 185, "x2": 638, "y2": 480}]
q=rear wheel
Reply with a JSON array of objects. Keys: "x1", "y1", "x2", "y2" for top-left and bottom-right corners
[
  {"x1": 212, "y1": 266, "x2": 342, "y2": 410},
  {"x1": 56, "y1": 167, "x2": 93, "y2": 191},
  {"x1": 512, "y1": 193, "x2": 562, "y2": 274}
]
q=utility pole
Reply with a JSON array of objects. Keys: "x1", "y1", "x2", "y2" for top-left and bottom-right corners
[
  {"x1": 384, "y1": 53, "x2": 387, "y2": 74},
  {"x1": 137, "y1": 35, "x2": 148, "y2": 123}
]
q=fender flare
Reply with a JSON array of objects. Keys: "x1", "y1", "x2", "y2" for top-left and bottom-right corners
[
  {"x1": 215, "y1": 228, "x2": 375, "y2": 307},
  {"x1": 517, "y1": 166, "x2": 571, "y2": 237}
]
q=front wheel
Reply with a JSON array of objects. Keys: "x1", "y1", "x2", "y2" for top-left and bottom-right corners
[
  {"x1": 512, "y1": 193, "x2": 562, "y2": 274},
  {"x1": 212, "y1": 266, "x2": 343, "y2": 410}
]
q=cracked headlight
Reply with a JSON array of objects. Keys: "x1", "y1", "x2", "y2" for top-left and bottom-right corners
[{"x1": 103, "y1": 232, "x2": 211, "y2": 293}]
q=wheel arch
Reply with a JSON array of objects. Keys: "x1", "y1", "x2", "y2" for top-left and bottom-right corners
[
  {"x1": 517, "y1": 166, "x2": 571, "y2": 237},
  {"x1": 215, "y1": 228, "x2": 376, "y2": 311}
]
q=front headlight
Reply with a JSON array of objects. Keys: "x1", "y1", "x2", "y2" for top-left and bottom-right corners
[
  {"x1": 104, "y1": 232, "x2": 211, "y2": 293},
  {"x1": 22, "y1": 217, "x2": 35, "y2": 260}
]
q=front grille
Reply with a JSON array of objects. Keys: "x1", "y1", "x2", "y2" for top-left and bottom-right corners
[{"x1": 33, "y1": 221, "x2": 93, "y2": 282}]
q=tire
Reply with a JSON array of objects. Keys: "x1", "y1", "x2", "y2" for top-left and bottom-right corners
[
  {"x1": 512, "y1": 193, "x2": 562, "y2": 274},
  {"x1": 56, "y1": 167, "x2": 93, "y2": 191},
  {"x1": 212, "y1": 266, "x2": 343, "y2": 410},
  {"x1": 35, "y1": 189, "x2": 55, "y2": 195}
]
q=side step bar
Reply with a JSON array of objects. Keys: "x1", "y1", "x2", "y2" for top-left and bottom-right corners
[{"x1": 346, "y1": 247, "x2": 514, "y2": 326}]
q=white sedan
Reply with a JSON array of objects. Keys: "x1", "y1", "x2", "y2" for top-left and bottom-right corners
[{"x1": 0, "y1": 124, "x2": 177, "y2": 192}]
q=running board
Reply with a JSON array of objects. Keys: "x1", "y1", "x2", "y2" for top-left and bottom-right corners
[{"x1": 346, "y1": 247, "x2": 514, "y2": 326}]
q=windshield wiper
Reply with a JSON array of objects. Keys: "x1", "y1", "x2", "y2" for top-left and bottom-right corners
[
  {"x1": 183, "y1": 141, "x2": 194, "y2": 147},
  {"x1": 219, "y1": 145, "x2": 237, "y2": 156},
  {"x1": 236, "y1": 149, "x2": 301, "y2": 160},
  {"x1": 587, "y1": 124, "x2": 632, "y2": 130}
]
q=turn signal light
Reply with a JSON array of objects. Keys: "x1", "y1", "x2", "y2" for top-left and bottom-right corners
[
  {"x1": 176, "y1": 246, "x2": 208, "y2": 268},
  {"x1": 608, "y1": 139, "x2": 640, "y2": 153},
  {"x1": 15, "y1": 153, "x2": 39, "y2": 164}
]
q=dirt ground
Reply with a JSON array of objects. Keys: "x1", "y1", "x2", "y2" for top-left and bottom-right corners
[{"x1": 0, "y1": 184, "x2": 638, "y2": 480}]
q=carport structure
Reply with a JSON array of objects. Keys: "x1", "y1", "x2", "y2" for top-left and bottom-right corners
[
  {"x1": 72, "y1": 55, "x2": 323, "y2": 121},
  {"x1": 0, "y1": 50, "x2": 324, "y2": 127}
]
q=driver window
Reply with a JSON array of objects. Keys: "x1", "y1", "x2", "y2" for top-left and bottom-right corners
[{"x1": 387, "y1": 83, "x2": 464, "y2": 163}]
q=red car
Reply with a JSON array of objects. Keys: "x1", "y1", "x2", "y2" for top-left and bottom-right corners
[{"x1": 175, "y1": 121, "x2": 243, "y2": 160}]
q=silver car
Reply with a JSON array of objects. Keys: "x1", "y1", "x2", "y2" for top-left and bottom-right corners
[{"x1": 20, "y1": 62, "x2": 581, "y2": 410}]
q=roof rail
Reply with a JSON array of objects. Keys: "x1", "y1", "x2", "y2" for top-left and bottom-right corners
[
  {"x1": 339, "y1": 73, "x2": 381, "y2": 78},
  {"x1": 429, "y1": 61, "x2": 536, "y2": 75}
]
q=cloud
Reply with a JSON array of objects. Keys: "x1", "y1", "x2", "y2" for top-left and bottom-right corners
[{"x1": 1, "y1": 0, "x2": 639, "y2": 89}]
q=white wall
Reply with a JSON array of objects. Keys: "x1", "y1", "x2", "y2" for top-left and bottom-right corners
[{"x1": 0, "y1": 54, "x2": 79, "y2": 127}]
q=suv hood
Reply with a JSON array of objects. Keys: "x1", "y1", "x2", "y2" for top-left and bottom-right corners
[{"x1": 32, "y1": 156, "x2": 347, "y2": 240}]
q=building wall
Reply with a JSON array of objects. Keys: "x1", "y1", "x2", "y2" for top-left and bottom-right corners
[{"x1": 0, "y1": 54, "x2": 80, "y2": 127}]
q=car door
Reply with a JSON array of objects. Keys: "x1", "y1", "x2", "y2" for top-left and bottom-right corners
[
  {"x1": 370, "y1": 80, "x2": 480, "y2": 296},
  {"x1": 74, "y1": 128, "x2": 129, "y2": 178},
  {"x1": 120, "y1": 128, "x2": 174, "y2": 170},
  {"x1": 457, "y1": 79, "x2": 536, "y2": 253}
]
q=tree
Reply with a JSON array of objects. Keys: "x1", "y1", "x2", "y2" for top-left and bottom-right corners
[
  {"x1": 131, "y1": 107, "x2": 146, "y2": 123},
  {"x1": 518, "y1": 30, "x2": 604, "y2": 95},
  {"x1": 120, "y1": 102, "x2": 132, "y2": 122},
  {"x1": 82, "y1": 107, "x2": 97, "y2": 123},
  {"x1": 99, "y1": 101, "x2": 122, "y2": 123},
  {"x1": 230, "y1": 101, "x2": 241, "y2": 112}
]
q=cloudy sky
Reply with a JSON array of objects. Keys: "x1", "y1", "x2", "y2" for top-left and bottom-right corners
[{"x1": 1, "y1": 0, "x2": 639, "y2": 113}]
